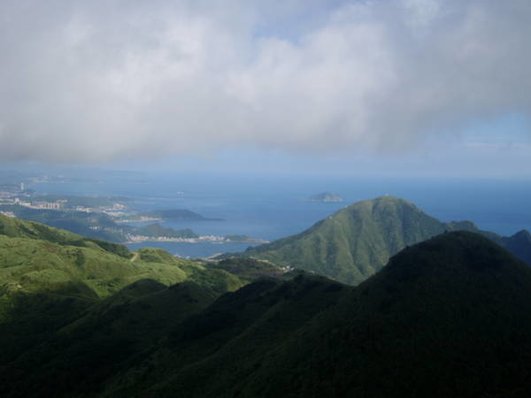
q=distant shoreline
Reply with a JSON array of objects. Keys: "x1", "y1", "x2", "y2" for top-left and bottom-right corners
[{"x1": 125, "y1": 235, "x2": 269, "y2": 245}]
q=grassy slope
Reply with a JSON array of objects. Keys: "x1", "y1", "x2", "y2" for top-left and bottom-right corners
[
  {"x1": 0, "y1": 235, "x2": 187, "y2": 299},
  {"x1": 0, "y1": 212, "x2": 130, "y2": 256},
  {"x1": 0, "y1": 214, "x2": 243, "y2": 301}
]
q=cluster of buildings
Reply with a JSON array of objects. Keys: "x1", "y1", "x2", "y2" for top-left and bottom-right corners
[
  {"x1": 13, "y1": 198, "x2": 66, "y2": 210},
  {"x1": 0, "y1": 183, "x2": 28, "y2": 206},
  {"x1": 0, "y1": 182, "x2": 66, "y2": 210}
]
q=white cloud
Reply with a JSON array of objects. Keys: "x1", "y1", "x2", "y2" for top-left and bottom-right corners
[
  {"x1": 0, "y1": 0, "x2": 530, "y2": 162},
  {"x1": 402, "y1": 0, "x2": 442, "y2": 28}
]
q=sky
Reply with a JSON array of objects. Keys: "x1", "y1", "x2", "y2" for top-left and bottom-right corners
[{"x1": 1, "y1": 0, "x2": 530, "y2": 177}]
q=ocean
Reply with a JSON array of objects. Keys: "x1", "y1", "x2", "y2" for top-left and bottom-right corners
[{"x1": 31, "y1": 172, "x2": 531, "y2": 258}]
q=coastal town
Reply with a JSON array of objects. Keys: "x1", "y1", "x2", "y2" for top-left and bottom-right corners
[
  {"x1": 0, "y1": 181, "x2": 127, "y2": 214},
  {"x1": 0, "y1": 180, "x2": 267, "y2": 247}
]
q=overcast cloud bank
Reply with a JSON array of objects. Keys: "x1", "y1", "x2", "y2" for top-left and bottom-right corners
[{"x1": 1, "y1": 0, "x2": 530, "y2": 162}]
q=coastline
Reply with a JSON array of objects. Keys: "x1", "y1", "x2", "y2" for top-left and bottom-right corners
[{"x1": 125, "y1": 234, "x2": 269, "y2": 245}]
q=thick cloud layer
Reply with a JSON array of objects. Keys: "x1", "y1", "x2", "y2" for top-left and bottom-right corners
[{"x1": 0, "y1": 0, "x2": 530, "y2": 162}]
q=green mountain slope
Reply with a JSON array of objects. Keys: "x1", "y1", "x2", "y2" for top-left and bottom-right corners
[
  {"x1": 242, "y1": 196, "x2": 531, "y2": 285},
  {"x1": 0, "y1": 214, "x2": 242, "y2": 300},
  {"x1": 207, "y1": 257, "x2": 290, "y2": 282},
  {"x1": 236, "y1": 232, "x2": 531, "y2": 398},
  {"x1": 0, "y1": 204, "x2": 129, "y2": 242},
  {"x1": 242, "y1": 196, "x2": 446, "y2": 284},
  {"x1": 108, "y1": 232, "x2": 531, "y2": 398},
  {"x1": 103, "y1": 275, "x2": 349, "y2": 398},
  {"x1": 1, "y1": 280, "x2": 221, "y2": 398},
  {"x1": 0, "y1": 213, "x2": 246, "y2": 387},
  {"x1": 0, "y1": 234, "x2": 184, "y2": 299}
]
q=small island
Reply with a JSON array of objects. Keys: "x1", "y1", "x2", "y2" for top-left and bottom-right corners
[{"x1": 308, "y1": 192, "x2": 344, "y2": 203}]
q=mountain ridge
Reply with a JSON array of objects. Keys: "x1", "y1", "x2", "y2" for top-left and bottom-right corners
[{"x1": 101, "y1": 231, "x2": 531, "y2": 397}]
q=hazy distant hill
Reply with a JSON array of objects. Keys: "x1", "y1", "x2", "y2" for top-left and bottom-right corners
[
  {"x1": 142, "y1": 208, "x2": 223, "y2": 221},
  {"x1": 502, "y1": 229, "x2": 531, "y2": 264},
  {"x1": 243, "y1": 196, "x2": 531, "y2": 285},
  {"x1": 133, "y1": 223, "x2": 198, "y2": 239},
  {"x1": 0, "y1": 205, "x2": 127, "y2": 242}
]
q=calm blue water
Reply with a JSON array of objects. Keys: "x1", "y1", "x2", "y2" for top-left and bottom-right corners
[{"x1": 31, "y1": 172, "x2": 531, "y2": 258}]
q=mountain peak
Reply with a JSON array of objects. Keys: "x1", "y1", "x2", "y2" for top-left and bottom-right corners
[
  {"x1": 386, "y1": 231, "x2": 521, "y2": 275},
  {"x1": 502, "y1": 229, "x2": 531, "y2": 264},
  {"x1": 244, "y1": 196, "x2": 531, "y2": 285},
  {"x1": 512, "y1": 229, "x2": 531, "y2": 241},
  {"x1": 346, "y1": 195, "x2": 414, "y2": 209},
  {"x1": 246, "y1": 196, "x2": 446, "y2": 285}
]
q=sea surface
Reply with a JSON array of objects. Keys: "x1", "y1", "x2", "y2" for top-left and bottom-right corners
[{"x1": 31, "y1": 172, "x2": 531, "y2": 258}]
